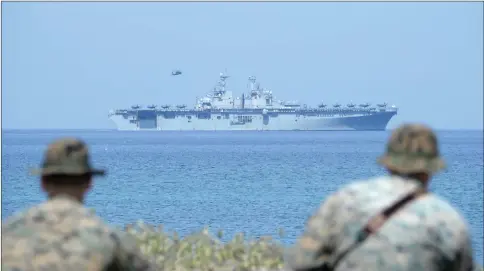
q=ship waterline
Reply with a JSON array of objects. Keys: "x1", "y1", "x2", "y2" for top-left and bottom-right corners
[
  {"x1": 108, "y1": 72, "x2": 398, "y2": 131},
  {"x1": 109, "y1": 110, "x2": 397, "y2": 131}
]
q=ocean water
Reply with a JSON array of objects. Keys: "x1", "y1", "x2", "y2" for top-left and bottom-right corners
[{"x1": 1, "y1": 129, "x2": 483, "y2": 263}]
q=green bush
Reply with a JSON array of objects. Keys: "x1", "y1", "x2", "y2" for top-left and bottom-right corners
[
  {"x1": 126, "y1": 221, "x2": 286, "y2": 271},
  {"x1": 125, "y1": 221, "x2": 483, "y2": 271}
]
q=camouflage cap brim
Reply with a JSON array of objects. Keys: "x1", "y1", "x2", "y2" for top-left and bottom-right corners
[
  {"x1": 377, "y1": 153, "x2": 445, "y2": 174},
  {"x1": 29, "y1": 166, "x2": 106, "y2": 177}
]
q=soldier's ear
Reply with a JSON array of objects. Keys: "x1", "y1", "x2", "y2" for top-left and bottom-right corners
[
  {"x1": 84, "y1": 178, "x2": 93, "y2": 191},
  {"x1": 40, "y1": 177, "x2": 49, "y2": 192},
  {"x1": 421, "y1": 172, "x2": 429, "y2": 182}
]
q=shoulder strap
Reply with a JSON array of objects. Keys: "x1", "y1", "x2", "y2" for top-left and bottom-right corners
[{"x1": 327, "y1": 186, "x2": 427, "y2": 270}]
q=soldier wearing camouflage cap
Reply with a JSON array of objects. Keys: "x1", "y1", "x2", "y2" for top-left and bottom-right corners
[
  {"x1": 2, "y1": 138, "x2": 158, "y2": 271},
  {"x1": 285, "y1": 124, "x2": 475, "y2": 271}
]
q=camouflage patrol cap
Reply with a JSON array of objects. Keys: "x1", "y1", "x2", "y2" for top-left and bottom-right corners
[
  {"x1": 378, "y1": 123, "x2": 445, "y2": 174},
  {"x1": 31, "y1": 138, "x2": 105, "y2": 177}
]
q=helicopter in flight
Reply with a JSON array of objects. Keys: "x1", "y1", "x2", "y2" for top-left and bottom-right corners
[{"x1": 171, "y1": 70, "x2": 182, "y2": 76}]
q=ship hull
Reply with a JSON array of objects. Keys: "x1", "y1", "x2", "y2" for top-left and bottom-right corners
[{"x1": 109, "y1": 111, "x2": 397, "y2": 131}]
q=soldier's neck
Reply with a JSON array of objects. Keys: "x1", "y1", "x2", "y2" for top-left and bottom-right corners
[
  {"x1": 391, "y1": 173, "x2": 429, "y2": 189},
  {"x1": 49, "y1": 193, "x2": 84, "y2": 203}
]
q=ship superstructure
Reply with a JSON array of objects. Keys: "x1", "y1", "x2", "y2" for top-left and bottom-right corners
[{"x1": 108, "y1": 72, "x2": 398, "y2": 131}]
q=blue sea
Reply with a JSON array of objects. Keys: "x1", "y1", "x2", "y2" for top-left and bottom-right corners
[{"x1": 2, "y1": 129, "x2": 483, "y2": 264}]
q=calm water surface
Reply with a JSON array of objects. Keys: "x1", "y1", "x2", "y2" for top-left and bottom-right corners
[{"x1": 2, "y1": 130, "x2": 483, "y2": 263}]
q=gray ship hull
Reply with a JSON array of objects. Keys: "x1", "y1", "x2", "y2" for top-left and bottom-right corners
[
  {"x1": 109, "y1": 111, "x2": 397, "y2": 131},
  {"x1": 109, "y1": 72, "x2": 399, "y2": 131}
]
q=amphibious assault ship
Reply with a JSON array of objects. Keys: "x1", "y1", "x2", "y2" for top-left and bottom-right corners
[{"x1": 108, "y1": 72, "x2": 398, "y2": 131}]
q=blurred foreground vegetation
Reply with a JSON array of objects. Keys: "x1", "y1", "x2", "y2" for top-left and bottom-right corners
[
  {"x1": 126, "y1": 221, "x2": 483, "y2": 271},
  {"x1": 126, "y1": 221, "x2": 286, "y2": 271}
]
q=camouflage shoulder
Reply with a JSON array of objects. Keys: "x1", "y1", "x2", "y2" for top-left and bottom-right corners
[
  {"x1": 341, "y1": 175, "x2": 421, "y2": 197},
  {"x1": 2, "y1": 210, "x2": 24, "y2": 232},
  {"x1": 1, "y1": 204, "x2": 40, "y2": 233},
  {"x1": 284, "y1": 188, "x2": 347, "y2": 270},
  {"x1": 284, "y1": 177, "x2": 387, "y2": 271},
  {"x1": 428, "y1": 193, "x2": 470, "y2": 228},
  {"x1": 331, "y1": 176, "x2": 389, "y2": 198},
  {"x1": 110, "y1": 227, "x2": 158, "y2": 271},
  {"x1": 422, "y1": 194, "x2": 475, "y2": 269}
]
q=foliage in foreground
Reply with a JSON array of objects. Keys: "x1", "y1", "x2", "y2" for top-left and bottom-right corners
[
  {"x1": 125, "y1": 221, "x2": 484, "y2": 271},
  {"x1": 126, "y1": 221, "x2": 286, "y2": 271}
]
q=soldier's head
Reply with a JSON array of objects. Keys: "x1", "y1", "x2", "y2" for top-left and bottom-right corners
[
  {"x1": 32, "y1": 138, "x2": 105, "y2": 202},
  {"x1": 377, "y1": 123, "x2": 445, "y2": 185}
]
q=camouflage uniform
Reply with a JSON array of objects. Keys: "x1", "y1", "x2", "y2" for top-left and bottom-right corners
[
  {"x1": 285, "y1": 124, "x2": 475, "y2": 271},
  {"x1": 1, "y1": 138, "x2": 158, "y2": 271}
]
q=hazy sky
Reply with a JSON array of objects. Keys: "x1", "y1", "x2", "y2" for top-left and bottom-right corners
[{"x1": 2, "y1": 2, "x2": 483, "y2": 129}]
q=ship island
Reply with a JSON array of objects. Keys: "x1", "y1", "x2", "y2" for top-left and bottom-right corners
[{"x1": 108, "y1": 72, "x2": 398, "y2": 131}]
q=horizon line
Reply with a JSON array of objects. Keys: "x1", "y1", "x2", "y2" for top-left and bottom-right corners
[{"x1": 2, "y1": 128, "x2": 483, "y2": 132}]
